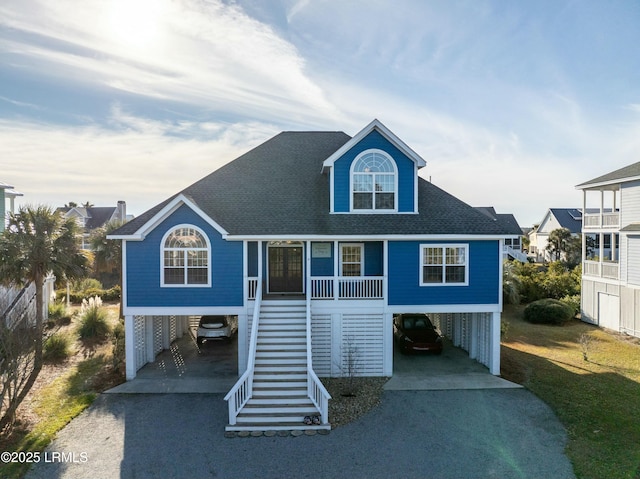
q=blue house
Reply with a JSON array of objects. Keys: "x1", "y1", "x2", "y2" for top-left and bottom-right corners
[{"x1": 111, "y1": 120, "x2": 515, "y2": 431}]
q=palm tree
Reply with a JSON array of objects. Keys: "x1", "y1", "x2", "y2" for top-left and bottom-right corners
[
  {"x1": 89, "y1": 220, "x2": 123, "y2": 276},
  {"x1": 89, "y1": 220, "x2": 124, "y2": 318},
  {"x1": 0, "y1": 205, "x2": 88, "y2": 429}
]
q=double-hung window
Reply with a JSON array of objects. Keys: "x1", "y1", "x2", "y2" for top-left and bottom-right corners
[
  {"x1": 162, "y1": 226, "x2": 210, "y2": 286},
  {"x1": 351, "y1": 150, "x2": 397, "y2": 211},
  {"x1": 340, "y1": 243, "x2": 363, "y2": 276},
  {"x1": 420, "y1": 244, "x2": 468, "y2": 286}
]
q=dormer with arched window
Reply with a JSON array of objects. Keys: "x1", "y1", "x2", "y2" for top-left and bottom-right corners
[
  {"x1": 350, "y1": 149, "x2": 397, "y2": 211},
  {"x1": 322, "y1": 119, "x2": 426, "y2": 214}
]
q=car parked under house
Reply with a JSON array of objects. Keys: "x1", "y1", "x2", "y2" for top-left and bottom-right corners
[{"x1": 109, "y1": 119, "x2": 517, "y2": 431}]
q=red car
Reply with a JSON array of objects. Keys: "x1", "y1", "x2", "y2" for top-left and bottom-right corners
[{"x1": 393, "y1": 314, "x2": 443, "y2": 354}]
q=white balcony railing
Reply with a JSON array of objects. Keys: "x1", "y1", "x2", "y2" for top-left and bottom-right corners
[
  {"x1": 311, "y1": 276, "x2": 384, "y2": 300},
  {"x1": 583, "y1": 260, "x2": 619, "y2": 280},
  {"x1": 583, "y1": 212, "x2": 620, "y2": 229}
]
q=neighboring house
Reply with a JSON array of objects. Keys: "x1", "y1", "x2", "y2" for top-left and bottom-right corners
[
  {"x1": 1, "y1": 181, "x2": 23, "y2": 232},
  {"x1": 576, "y1": 161, "x2": 640, "y2": 338},
  {"x1": 58, "y1": 201, "x2": 128, "y2": 249},
  {"x1": 475, "y1": 207, "x2": 526, "y2": 262},
  {"x1": 110, "y1": 119, "x2": 515, "y2": 431},
  {"x1": 529, "y1": 208, "x2": 582, "y2": 262}
]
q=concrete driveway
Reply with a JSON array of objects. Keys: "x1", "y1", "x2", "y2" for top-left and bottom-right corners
[{"x1": 25, "y1": 389, "x2": 575, "y2": 479}]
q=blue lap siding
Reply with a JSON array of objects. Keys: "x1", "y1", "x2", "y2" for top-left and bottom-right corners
[
  {"x1": 126, "y1": 204, "x2": 243, "y2": 307},
  {"x1": 388, "y1": 240, "x2": 501, "y2": 306}
]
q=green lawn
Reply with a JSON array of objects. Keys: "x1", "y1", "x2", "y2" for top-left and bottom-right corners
[{"x1": 501, "y1": 305, "x2": 640, "y2": 479}]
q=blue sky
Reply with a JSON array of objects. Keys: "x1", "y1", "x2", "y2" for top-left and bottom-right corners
[{"x1": 1, "y1": 0, "x2": 639, "y2": 227}]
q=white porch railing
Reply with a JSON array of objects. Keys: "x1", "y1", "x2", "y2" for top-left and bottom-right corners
[
  {"x1": 583, "y1": 260, "x2": 619, "y2": 280},
  {"x1": 225, "y1": 276, "x2": 262, "y2": 425},
  {"x1": 247, "y1": 277, "x2": 258, "y2": 300},
  {"x1": 583, "y1": 212, "x2": 620, "y2": 228},
  {"x1": 306, "y1": 286, "x2": 331, "y2": 424},
  {"x1": 311, "y1": 277, "x2": 384, "y2": 299}
]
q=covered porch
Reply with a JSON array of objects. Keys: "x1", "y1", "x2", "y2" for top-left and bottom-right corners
[{"x1": 244, "y1": 240, "x2": 387, "y2": 301}]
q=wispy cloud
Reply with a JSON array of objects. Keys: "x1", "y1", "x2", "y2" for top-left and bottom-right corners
[
  {"x1": 0, "y1": 0, "x2": 342, "y2": 127},
  {"x1": 1, "y1": 111, "x2": 278, "y2": 215}
]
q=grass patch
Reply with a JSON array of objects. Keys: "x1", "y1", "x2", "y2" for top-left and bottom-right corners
[
  {"x1": 501, "y1": 304, "x2": 640, "y2": 479},
  {"x1": 0, "y1": 356, "x2": 105, "y2": 479},
  {"x1": 0, "y1": 303, "x2": 123, "y2": 479}
]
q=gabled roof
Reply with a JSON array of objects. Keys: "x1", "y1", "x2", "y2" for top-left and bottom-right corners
[
  {"x1": 59, "y1": 206, "x2": 120, "y2": 230},
  {"x1": 576, "y1": 161, "x2": 640, "y2": 189},
  {"x1": 541, "y1": 208, "x2": 582, "y2": 234},
  {"x1": 114, "y1": 128, "x2": 512, "y2": 239},
  {"x1": 321, "y1": 119, "x2": 426, "y2": 172},
  {"x1": 474, "y1": 207, "x2": 522, "y2": 235}
]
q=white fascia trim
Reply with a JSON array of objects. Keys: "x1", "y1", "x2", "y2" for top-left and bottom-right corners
[
  {"x1": 576, "y1": 175, "x2": 640, "y2": 190},
  {"x1": 123, "y1": 306, "x2": 245, "y2": 316},
  {"x1": 107, "y1": 194, "x2": 229, "y2": 241},
  {"x1": 321, "y1": 119, "x2": 427, "y2": 171},
  {"x1": 226, "y1": 234, "x2": 511, "y2": 241},
  {"x1": 388, "y1": 304, "x2": 501, "y2": 314}
]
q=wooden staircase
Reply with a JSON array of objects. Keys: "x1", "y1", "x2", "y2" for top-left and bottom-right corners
[{"x1": 226, "y1": 300, "x2": 330, "y2": 432}]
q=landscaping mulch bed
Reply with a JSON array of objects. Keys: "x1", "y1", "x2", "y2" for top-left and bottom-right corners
[{"x1": 323, "y1": 377, "x2": 389, "y2": 428}]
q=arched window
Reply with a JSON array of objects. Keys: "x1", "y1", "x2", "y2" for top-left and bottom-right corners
[
  {"x1": 351, "y1": 150, "x2": 397, "y2": 211},
  {"x1": 162, "y1": 226, "x2": 210, "y2": 286}
]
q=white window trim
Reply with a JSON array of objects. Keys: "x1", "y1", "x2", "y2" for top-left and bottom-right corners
[
  {"x1": 160, "y1": 224, "x2": 211, "y2": 287},
  {"x1": 349, "y1": 149, "x2": 398, "y2": 213},
  {"x1": 419, "y1": 243, "x2": 469, "y2": 287},
  {"x1": 339, "y1": 243, "x2": 364, "y2": 276}
]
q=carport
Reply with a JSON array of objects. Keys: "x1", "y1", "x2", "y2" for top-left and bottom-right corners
[
  {"x1": 387, "y1": 311, "x2": 516, "y2": 390},
  {"x1": 109, "y1": 315, "x2": 238, "y2": 394}
]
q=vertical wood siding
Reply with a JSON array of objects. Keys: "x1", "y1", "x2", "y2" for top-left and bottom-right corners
[
  {"x1": 341, "y1": 313, "x2": 385, "y2": 376},
  {"x1": 311, "y1": 314, "x2": 332, "y2": 375}
]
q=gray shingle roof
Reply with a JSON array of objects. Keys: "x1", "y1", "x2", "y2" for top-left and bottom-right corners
[
  {"x1": 116, "y1": 131, "x2": 513, "y2": 237},
  {"x1": 474, "y1": 207, "x2": 522, "y2": 235},
  {"x1": 577, "y1": 161, "x2": 640, "y2": 188}
]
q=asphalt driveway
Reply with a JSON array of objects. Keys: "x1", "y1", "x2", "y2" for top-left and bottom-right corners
[{"x1": 24, "y1": 389, "x2": 575, "y2": 479}]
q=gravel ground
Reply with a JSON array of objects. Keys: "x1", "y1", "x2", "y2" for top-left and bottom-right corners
[
  {"x1": 324, "y1": 377, "x2": 388, "y2": 428},
  {"x1": 24, "y1": 389, "x2": 575, "y2": 479}
]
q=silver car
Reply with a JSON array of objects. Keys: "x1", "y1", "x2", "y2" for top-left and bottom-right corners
[{"x1": 196, "y1": 315, "x2": 236, "y2": 345}]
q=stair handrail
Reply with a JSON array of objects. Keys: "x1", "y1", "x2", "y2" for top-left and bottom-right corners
[
  {"x1": 306, "y1": 282, "x2": 331, "y2": 424},
  {"x1": 224, "y1": 275, "x2": 263, "y2": 426}
]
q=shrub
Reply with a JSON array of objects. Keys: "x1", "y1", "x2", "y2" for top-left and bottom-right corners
[
  {"x1": 560, "y1": 294, "x2": 581, "y2": 316},
  {"x1": 48, "y1": 301, "x2": 72, "y2": 325},
  {"x1": 74, "y1": 278, "x2": 103, "y2": 292},
  {"x1": 523, "y1": 298, "x2": 575, "y2": 325},
  {"x1": 43, "y1": 333, "x2": 72, "y2": 362},
  {"x1": 77, "y1": 296, "x2": 111, "y2": 340},
  {"x1": 102, "y1": 285, "x2": 121, "y2": 302},
  {"x1": 111, "y1": 319, "x2": 125, "y2": 372}
]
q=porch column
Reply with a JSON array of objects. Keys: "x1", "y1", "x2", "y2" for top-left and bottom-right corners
[
  {"x1": 468, "y1": 313, "x2": 478, "y2": 360},
  {"x1": 237, "y1": 312, "x2": 248, "y2": 374},
  {"x1": 125, "y1": 315, "x2": 137, "y2": 380},
  {"x1": 489, "y1": 312, "x2": 501, "y2": 375},
  {"x1": 333, "y1": 240, "x2": 339, "y2": 302},
  {"x1": 306, "y1": 240, "x2": 311, "y2": 298},
  {"x1": 258, "y1": 240, "x2": 263, "y2": 294},
  {"x1": 145, "y1": 316, "x2": 155, "y2": 363}
]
